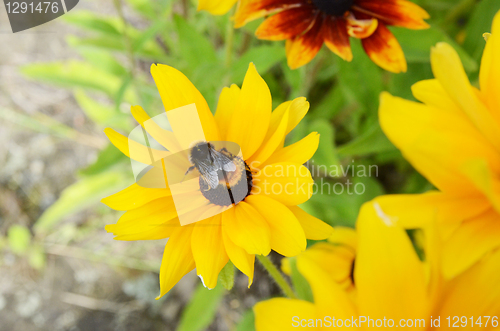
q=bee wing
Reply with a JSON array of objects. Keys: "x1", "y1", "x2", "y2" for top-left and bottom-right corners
[
  {"x1": 198, "y1": 161, "x2": 220, "y2": 189},
  {"x1": 222, "y1": 161, "x2": 236, "y2": 172},
  {"x1": 210, "y1": 149, "x2": 236, "y2": 172}
]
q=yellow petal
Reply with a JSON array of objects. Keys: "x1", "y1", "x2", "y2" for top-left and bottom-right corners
[
  {"x1": 110, "y1": 219, "x2": 180, "y2": 241},
  {"x1": 130, "y1": 105, "x2": 182, "y2": 153},
  {"x1": 461, "y1": 158, "x2": 500, "y2": 213},
  {"x1": 222, "y1": 202, "x2": 271, "y2": 255},
  {"x1": 214, "y1": 84, "x2": 240, "y2": 140},
  {"x1": 411, "y1": 79, "x2": 464, "y2": 115},
  {"x1": 288, "y1": 206, "x2": 333, "y2": 240},
  {"x1": 431, "y1": 42, "x2": 500, "y2": 151},
  {"x1": 437, "y1": 248, "x2": 500, "y2": 325},
  {"x1": 298, "y1": 242, "x2": 355, "y2": 291},
  {"x1": 327, "y1": 226, "x2": 357, "y2": 249},
  {"x1": 253, "y1": 162, "x2": 314, "y2": 206},
  {"x1": 479, "y1": 10, "x2": 500, "y2": 125},
  {"x1": 268, "y1": 97, "x2": 310, "y2": 139},
  {"x1": 104, "y1": 128, "x2": 170, "y2": 165},
  {"x1": 221, "y1": 223, "x2": 255, "y2": 287},
  {"x1": 297, "y1": 249, "x2": 357, "y2": 317},
  {"x1": 197, "y1": 0, "x2": 237, "y2": 15},
  {"x1": 191, "y1": 215, "x2": 229, "y2": 289},
  {"x1": 158, "y1": 226, "x2": 195, "y2": 298},
  {"x1": 379, "y1": 92, "x2": 500, "y2": 195},
  {"x1": 248, "y1": 108, "x2": 289, "y2": 166},
  {"x1": 105, "y1": 197, "x2": 179, "y2": 240},
  {"x1": 254, "y1": 298, "x2": 317, "y2": 331},
  {"x1": 101, "y1": 183, "x2": 171, "y2": 211},
  {"x1": 246, "y1": 195, "x2": 306, "y2": 257},
  {"x1": 150, "y1": 64, "x2": 219, "y2": 141},
  {"x1": 263, "y1": 132, "x2": 319, "y2": 167},
  {"x1": 372, "y1": 192, "x2": 492, "y2": 229},
  {"x1": 441, "y1": 208, "x2": 500, "y2": 279},
  {"x1": 355, "y1": 201, "x2": 428, "y2": 323},
  {"x1": 226, "y1": 63, "x2": 271, "y2": 159}
]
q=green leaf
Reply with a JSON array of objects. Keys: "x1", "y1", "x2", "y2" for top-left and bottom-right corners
[
  {"x1": 73, "y1": 89, "x2": 128, "y2": 128},
  {"x1": 235, "y1": 310, "x2": 256, "y2": 331},
  {"x1": 62, "y1": 10, "x2": 123, "y2": 36},
  {"x1": 34, "y1": 171, "x2": 128, "y2": 235},
  {"x1": 336, "y1": 42, "x2": 382, "y2": 132},
  {"x1": 8, "y1": 225, "x2": 32, "y2": 255},
  {"x1": 309, "y1": 119, "x2": 341, "y2": 170},
  {"x1": 463, "y1": 0, "x2": 500, "y2": 61},
  {"x1": 337, "y1": 124, "x2": 395, "y2": 157},
  {"x1": 177, "y1": 283, "x2": 225, "y2": 331},
  {"x1": 218, "y1": 260, "x2": 235, "y2": 291},
  {"x1": 80, "y1": 144, "x2": 129, "y2": 176},
  {"x1": 68, "y1": 42, "x2": 128, "y2": 77},
  {"x1": 230, "y1": 46, "x2": 286, "y2": 84},
  {"x1": 125, "y1": 0, "x2": 170, "y2": 19},
  {"x1": 288, "y1": 258, "x2": 313, "y2": 302},
  {"x1": 68, "y1": 35, "x2": 167, "y2": 61},
  {"x1": 311, "y1": 86, "x2": 344, "y2": 120},
  {"x1": 174, "y1": 14, "x2": 218, "y2": 67},
  {"x1": 392, "y1": 25, "x2": 478, "y2": 72},
  {"x1": 308, "y1": 175, "x2": 384, "y2": 227},
  {"x1": 21, "y1": 61, "x2": 136, "y2": 102},
  {"x1": 132, "y1": 19, "x2": 169, "y2": 53}
]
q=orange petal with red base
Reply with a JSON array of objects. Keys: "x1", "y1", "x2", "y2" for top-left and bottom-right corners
[
  {"x1": 323, "y1": 17, "x2": 353, "y2": 61},
  {"x1": 256, "y1": 6, "x2": 315, "y2": 41},
  {"x1": 286, "y1": 15, "x2": 324, "y2": 69},
  {"x1": 354, "y1": 0, "x2": 429, "y2": 29},
  {"x1": 361, "y1": 23, "x2": 407, "y2": 73},
  {"x1": 235, "y1": 0, "x2": 302, "y2": 28}
]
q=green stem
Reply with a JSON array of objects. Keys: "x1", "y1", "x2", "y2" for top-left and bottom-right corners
[
  {"x1": 441, "y1": 0, "x2": 476, "y2": 29},
  {"x1": 257, "y1": 255, "x2": 297, "y2": 299},
  {"x1": 113, "y1": 0, "x2": 144, "y2": 106},
  {"x1": 224, "y1": 9, "x2": 235, "y2": 68}
]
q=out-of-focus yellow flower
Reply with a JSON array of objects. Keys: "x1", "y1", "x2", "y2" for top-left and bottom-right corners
[
  {"x1": 376, "y1": 10, "x2": 500, "y2": 279},
  {"x1": 102, "y1": 63, "x2": 333, "y2": 298},
  {"x1": 254, "y1": 201, "x2": 500, "y2": 330},
  {"x1": 198, "y1": 0, "x2": 238, "y2": 15},
  {"x1": 281, "y1": 226, "x2": 356, "y2": 293},
  {"x1": 232, "y1": 0, "x2": 429, "y2": 71}
]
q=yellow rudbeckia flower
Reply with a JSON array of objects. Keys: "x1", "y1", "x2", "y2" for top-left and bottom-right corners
[
  {"x1": 254, "y1": 202, "x2": 500, "y2": 330},
  {"x1": 375, "y1": 10, "x2": 500, "y2": 279},
  {"x1": 102, "y1": 63, "x2": 333, "y2": 298}
]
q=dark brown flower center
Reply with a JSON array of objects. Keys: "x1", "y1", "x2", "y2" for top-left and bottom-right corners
[
  {"x1": 200, "y1": 157, "x2": 253, "y2": 206},
  {"x1": 312, "y1": 0, "x2": 353, "y2": 16}
]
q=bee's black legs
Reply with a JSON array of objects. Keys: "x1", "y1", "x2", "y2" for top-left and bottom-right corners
[
  {"x1": 181, "y1": 165, "x2": 196, "y2": 183},
  {"x1": 184, "y1": 165, "x2": 195, "y2": 175}
]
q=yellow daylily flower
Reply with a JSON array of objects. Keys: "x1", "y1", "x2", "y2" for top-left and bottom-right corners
[
  {"x1": 102, "y1": 63, "x2": 333, "y2": 298},
  {"x1": 254, "y1": 201, "x2": 500, "y2": 330},
  {"x1": 376, "y1": 10, "x2": 500, "y2": 279}
]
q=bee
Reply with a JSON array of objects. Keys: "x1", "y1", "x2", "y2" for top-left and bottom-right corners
[{"x1": 185, "y1": 142, "x2": 237, "y2": 190}]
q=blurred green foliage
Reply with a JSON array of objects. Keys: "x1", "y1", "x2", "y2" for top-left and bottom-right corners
[{"x1": 3, "y1": 0, "x2": 499, "y2": 329}]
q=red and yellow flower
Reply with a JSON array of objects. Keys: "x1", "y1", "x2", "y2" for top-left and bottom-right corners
[{"x1": 232, "y1": 0, "x2": 429, "y2": 71}]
